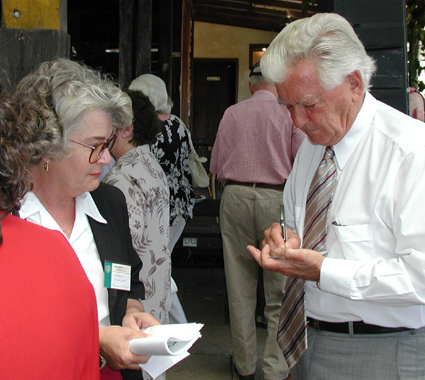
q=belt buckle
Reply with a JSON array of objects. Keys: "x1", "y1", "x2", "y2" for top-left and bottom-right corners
[{"x1": 308, "y1": 318, "x2": 320, "y2": 331}]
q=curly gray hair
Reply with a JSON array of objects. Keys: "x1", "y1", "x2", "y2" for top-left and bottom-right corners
[{"x1": 13, "y1": 57, "x2": 133, "y2": 166}]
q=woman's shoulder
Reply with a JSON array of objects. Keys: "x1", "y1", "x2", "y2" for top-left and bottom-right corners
[
  {"x1": 90, "y1": 182, "x2": 126, "y2": 211},
  {"x1": 92, "y1": 181, "x2": 124, "y2": 198},
  {"x1": 2, "y1": 214, "x2": 71, "y2": 249}
]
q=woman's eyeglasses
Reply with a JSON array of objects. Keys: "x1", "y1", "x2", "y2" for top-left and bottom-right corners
[{"x1": 70, "y1": 133, "x2": 117, "y2": 164}]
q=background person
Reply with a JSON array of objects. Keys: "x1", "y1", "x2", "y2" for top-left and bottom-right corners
[
  {"x1": 129, "y1": 74, "x2": 195, "y2": 324},
  {"x1": 210, "y1": 62, "x2": 305, "y2": 380},
  {"x1": 103, "y1": 90, "x2": 171, "y2": 380},
  {"x1": 0, "y1": 87, "x2": 99, "y2": 379},
  {"x1": 409, "y1": 87, "x2": 425, "y2": 122},
  {"x1": 13, "y1": 57, "x2": 159, "y2": 380},
  {"x1": 248, "y1": 13, "x2": 425, "y2": 380}
]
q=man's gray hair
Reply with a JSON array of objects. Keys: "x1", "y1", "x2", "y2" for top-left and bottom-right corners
[{"x1": 261, "y1": 13, "x2": 377, "y2": 91}]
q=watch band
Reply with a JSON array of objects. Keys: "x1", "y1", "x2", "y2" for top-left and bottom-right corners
[{"x1": 99, "y1": 354, "x2": 107, "y2": 370}]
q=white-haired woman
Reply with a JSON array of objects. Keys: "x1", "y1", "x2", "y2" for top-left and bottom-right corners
[
  {"x1": 14, "y1": 58, "x2": 159, "y2": 380},
  {"x1": 129, "y1": 74, "x2": 195, "y2": 324}
]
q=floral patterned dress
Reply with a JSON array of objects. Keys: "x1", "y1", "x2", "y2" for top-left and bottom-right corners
[
  {"x1": 151, "y1": 114, "x2": 195, "y2": 226},
  {"x1": 103, "y1": 145, "x2": 171, "y2": 324}
]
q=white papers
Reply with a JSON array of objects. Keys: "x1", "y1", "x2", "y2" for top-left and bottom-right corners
[
  {"x1": 129, "y1": 323, "x2": 203, "y2": 379},
  {"x1": 129, "y1": 323, "x2": 203, "y2": 356}
]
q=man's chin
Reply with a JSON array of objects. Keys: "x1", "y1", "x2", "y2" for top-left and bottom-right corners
[
  {"x1": 307, "y1": 135, "x2": 330, "y2": 146},
  {"x1": 307, "y1": 132, "x2": 338, "y2": 146}
]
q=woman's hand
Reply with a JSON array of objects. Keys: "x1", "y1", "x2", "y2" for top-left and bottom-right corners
[
  {"x1": 99, "y1": 325, "x2": 151, "y2": 370},
  {"x1": 123, "y1": 298, "x2": 161, "y2": 331},
  {"x1": 123, "y1": 310, "x2": 161, "y2": 331},
  {"x1": 247, "y1": 222, "x2": 324, "y2": 281},
  {"x1": 99, "y1": 299, "x2": 161, "y2": 371}
]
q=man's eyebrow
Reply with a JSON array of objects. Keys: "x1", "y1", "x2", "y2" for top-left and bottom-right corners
[
  {"x1": 278, "y1": 95, "x2": 319, "y2": 108},
  {"x1": 299, "y1": 95, "x2": 319, "y2": 104}
]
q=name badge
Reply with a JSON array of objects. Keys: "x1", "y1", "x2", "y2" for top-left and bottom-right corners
[{"x1": 104, "y1": 261, "x2": 131, "y2": 291}]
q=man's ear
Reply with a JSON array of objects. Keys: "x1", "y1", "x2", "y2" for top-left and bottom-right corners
[{"x1": 347, "y1": 70, "x2": 364, "y2": 99}]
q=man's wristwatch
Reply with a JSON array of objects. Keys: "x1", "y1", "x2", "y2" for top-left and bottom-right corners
[{"x1": 99, "y1": 354, "x2": 107, "y2": 370}]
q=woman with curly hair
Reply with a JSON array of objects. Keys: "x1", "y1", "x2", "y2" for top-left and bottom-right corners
[
  {"x1": 0, "y1": 88, "x2": 99, "y2": 379},
  {"x1": 103, "y1": 91, "x2": 171, "y2": 380},
  {"x1": 13, "y1": 58, "x2": 159, "y2": 380}
]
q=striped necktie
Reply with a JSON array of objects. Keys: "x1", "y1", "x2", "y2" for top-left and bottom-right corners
[{"x1": 277, "y1": 146, "x2": 336, "y2": 369}]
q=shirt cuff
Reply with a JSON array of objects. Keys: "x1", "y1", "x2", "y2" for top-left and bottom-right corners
[{"x1": 320, "y1": 257, "x2": 364, "y2": 297}]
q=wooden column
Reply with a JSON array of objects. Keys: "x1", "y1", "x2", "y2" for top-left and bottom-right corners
[
  {"x1": 158, "y1": 0, "x2": 173, "y2": 94},
  {"x1": 119, "y1": 0, "x2": 152, "y2": 88},
  {"x1": 135, "y1": 0, "x2": 152, "y2": 78},
  {"x1": 0, "y1": 0, "x2": 69, "y2": 91},
  {"x1": 180, "y1": 0, "x2": 193, "y2": 126},
  {"x1": 119, "y1": 0, "x2": 135, "y2": 89}
]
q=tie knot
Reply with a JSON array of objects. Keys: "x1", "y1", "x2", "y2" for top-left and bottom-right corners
[{"x1": 325, "y1": 146, "x2": 335, "y2": 159}]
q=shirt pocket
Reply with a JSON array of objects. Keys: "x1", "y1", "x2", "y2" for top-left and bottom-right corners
[{"x1": 332, "y1": 223, "x2": 375, "y2": 260}]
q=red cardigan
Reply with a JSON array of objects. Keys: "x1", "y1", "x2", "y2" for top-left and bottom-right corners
[{"x1": 0, "y1": 214, "x2": 99, "y2": 380}]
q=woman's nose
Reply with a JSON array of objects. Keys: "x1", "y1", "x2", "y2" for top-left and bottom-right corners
[{"x1": 98, "y1": 147, "x2": 112, "y2": 166}]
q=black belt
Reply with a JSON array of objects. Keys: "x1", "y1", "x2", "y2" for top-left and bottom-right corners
[
  {"x1": 226, "y1": 180, "x2": 285, "y2": 191},
  {"x1": 307, "y1": 317, "x2": 411, "y2": 334}
]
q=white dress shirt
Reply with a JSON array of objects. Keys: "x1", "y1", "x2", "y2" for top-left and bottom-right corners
[
  {"x1": 20, "y1": 191, "x2": 111, "y2": 326},
  {"x1": 284, "y1": 92, "x2": 425, "y2": 328}
]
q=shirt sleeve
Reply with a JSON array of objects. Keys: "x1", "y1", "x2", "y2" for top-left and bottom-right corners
[{"x1": 210, "y1": 112, "x2": 228, "y2": 177}]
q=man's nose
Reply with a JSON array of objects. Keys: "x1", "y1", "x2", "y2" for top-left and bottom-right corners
[{"x1": 290, "y1": 105, "x2": 309, "y2": 128}]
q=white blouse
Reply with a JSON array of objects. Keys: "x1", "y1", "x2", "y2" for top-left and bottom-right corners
[{"x1": 20, "y1": 191, "x2": 111, "y2": 326}]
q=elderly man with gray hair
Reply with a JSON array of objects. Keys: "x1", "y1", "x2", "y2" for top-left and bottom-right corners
[{"x1": 248, "y1": 13, "x2": 425, "y2": 380}]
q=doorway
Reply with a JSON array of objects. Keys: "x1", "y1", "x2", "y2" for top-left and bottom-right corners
[{"x1": 191, "y1": 59, "x2": 238, "y2": 163}]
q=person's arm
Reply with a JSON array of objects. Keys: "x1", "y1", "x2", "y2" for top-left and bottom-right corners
[{"x1": 209, "y1": 110, "x2": 231, "y2": 181}]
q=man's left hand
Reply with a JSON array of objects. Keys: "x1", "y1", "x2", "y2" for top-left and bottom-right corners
[{"x1": 247, "y1": 222, "x2": 324, "y2": 281}]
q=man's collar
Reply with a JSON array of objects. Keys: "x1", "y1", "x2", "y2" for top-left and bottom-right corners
[{"x1": 334, "y1": 92, "x2": 377, "y2": 170}]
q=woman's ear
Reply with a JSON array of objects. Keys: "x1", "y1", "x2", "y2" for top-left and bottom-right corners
[{"x1": 118, "y1": 125, "x2": 134, "y2": 139}]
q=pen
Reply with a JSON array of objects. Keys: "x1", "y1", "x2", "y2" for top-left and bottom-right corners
[{"x1": 280, "y1": 204, "x2": 286, "y2": 241}]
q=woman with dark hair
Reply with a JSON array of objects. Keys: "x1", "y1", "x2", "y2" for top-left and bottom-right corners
[
  {"x1": 0, "y1": 89, "x2": 99, "y2": 379},
  {"x1": 129, "y1": 74, "x2": 195, "y2": 324},
  {"x1": 13, "y1": 58, "x2": 159, "y2": 380},
  {"x1": 103, "y1": 91, "x2": 171, "y2": 380}
]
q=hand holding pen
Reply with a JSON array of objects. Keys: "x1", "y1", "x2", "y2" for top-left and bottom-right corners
[
  {"x1": 269, "y1": 204, "x2": 290, "y2": 259},
  {"x1": 247, "y1": 222, "x2": 325, "y2": 281}
]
